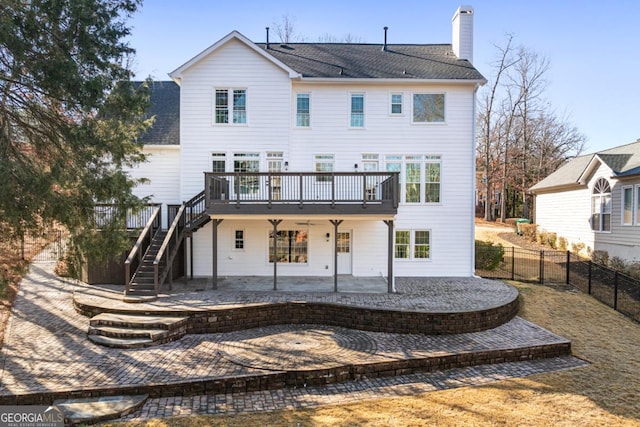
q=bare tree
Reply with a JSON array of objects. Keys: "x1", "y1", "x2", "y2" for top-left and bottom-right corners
[
  {"x1": 272, "y1": 14, "x2": 302, "y2": 43},
  {"x1": 477, "y1": 38, "x2": 585, "y2": 221}
]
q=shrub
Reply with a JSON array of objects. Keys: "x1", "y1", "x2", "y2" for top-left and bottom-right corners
[
  {"x1": 505, "y1": 218, "x2": 518, "y2": 230},
  {"x1": 591, "y1": 250, "x2": 609, "y2": 266},
  {"x1": 626, "y1": 262, "x2": 640, "y2": 280},
  {"x1": 537, "y1": 231, "x2": 548, "y2": 245},
  {"x1": 558, "y1": 237, "x2": 568, "y2": 252},
  {"x1": 571, "y1": 241, "x2": 586, "y2": 256},
  {"x1": 546, "y1": 232, "x2": 558, "y2": 249},
  {"x1": 609, "y1": 256, "x2": 627, "y2": 272},
  {"x1": 475, "y1": 240, "x2": 504, "y2": 271},
  {"x1": 519, "y1": 223, "x2": 537, "y2": 242}
]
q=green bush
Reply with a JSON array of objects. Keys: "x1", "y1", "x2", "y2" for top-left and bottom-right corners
[{"x1": 475, "y1": 240, "x2": 504, "y2": 271}]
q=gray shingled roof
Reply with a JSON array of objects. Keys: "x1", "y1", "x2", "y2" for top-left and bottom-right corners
[
  {"x1": 256, "y1": 43, "x2": 485, "y2": 80},
  {"x1": 530, "y1": 140, "x2": 640, "y2": 192},
  {"x1": 137, "y1": 81, "x2": 180, "y2": 145}
]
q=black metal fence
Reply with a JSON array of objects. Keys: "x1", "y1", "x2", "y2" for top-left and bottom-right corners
[
  {"x1": 477, "y1": 246, "x2": 640, "y2": 323},
  {"x1": 19, "y1": 230, "x2": 65, "y2": 262}
]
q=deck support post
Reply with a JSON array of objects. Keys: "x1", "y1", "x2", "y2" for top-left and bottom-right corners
[
  {"x1": 384, "y1": 220, "x2": 394, "y2": 293},
  {"x1": 269, "y1": 219, "x2": 282, "y2": 290},
  {"x1": 330, "y1": 220, "x2": 343, "y2": 292},
  {"x1": 211, "y1": 219, "x2": 223, "y2": 289}
]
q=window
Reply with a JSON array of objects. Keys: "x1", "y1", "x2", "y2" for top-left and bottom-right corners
[
  {"x1": 414, "y1": 231, "x2": 430, "y2": 258},
  {"x1": 362, "y1": 154, "x2": 379, "y2": 200},
  {"x1": 591, "y1": 178, "x2": 611, "y2": 232},
  {"x1": 214, "y1": 88, "x2": 246, "y2": 124},
  {"x1": 394, "y1": 231, "x2": 410, "y2": 259},
  {"x1": 296, "y1": 93, "x2": 310, "y2": 127},
  {"x1": 211, "y1": 152, "x2": 226, "y2": 173},
  {"x1": 269, "y1": 230, "x2": 308, "y2": 263},
  {"x1": 389, "y1": 155, "x2": 441, "y2": 204},
  {"x1": 350, "y1": 93, "x2": 364, "y2": 127},
  {"x1": 413, "y1": 93, "x2": 445, "y2": 123},
  {"x1": 234, "y1": 230, "x2": 244, "y2": 250},
  {"x1": 233, "y1": 152, "x2": 259, "y2": 195},
  {"x1": 390, "y1": 93, "x2": 403, "y2": 115},
  {"x1": 623, "y1": 186, "x2": 633, "y2": 225},
  {"x1": 395, "y1": 230, "x2": 431, "y2": 259},
  {"x1": 636, "y1": 186, "x2": 640, "y2": 225},
  {"x1": 314, "y1": 154, "x2": 334, "y2": 182},
  {"x1": 267, "y1": 152, "x2": 283, "y2": 200}
]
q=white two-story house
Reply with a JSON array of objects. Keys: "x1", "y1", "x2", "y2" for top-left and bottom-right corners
[{"x1": 125, "y1": 6, "x2": 485, "y2": 296}]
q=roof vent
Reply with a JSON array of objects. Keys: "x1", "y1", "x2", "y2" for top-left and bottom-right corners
[
  {"x1": 265, "y1": 27, "x2": 270, "y2": 49},
  {"x1": 382, "y1": 26, "x2": 388, "y2": 51}
]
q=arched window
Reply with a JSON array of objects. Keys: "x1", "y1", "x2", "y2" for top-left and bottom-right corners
[{"x1": 591, "y1": 178, "x2": 612, "y2": 232}]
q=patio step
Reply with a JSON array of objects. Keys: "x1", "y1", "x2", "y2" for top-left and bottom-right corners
[{"x1": 88, "y1": 313, "x2": 187, "y2": 348}]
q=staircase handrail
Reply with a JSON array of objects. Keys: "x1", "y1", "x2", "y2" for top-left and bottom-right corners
[
  {"x1": 153, "y1": 204, "x2": 185, "y2": 292},
  {"x1": 124, "y1": 206, "x2": 161, "y2": 294}
]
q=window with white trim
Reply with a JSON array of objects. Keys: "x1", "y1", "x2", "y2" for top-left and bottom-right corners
[
  {"x1": 390, "y1": 93, "x2": 403, "y2": 115},
  {"x1": 214, "y1": 88, "x2": 246, "y2": 124},
  {"x1": 395, "y1": 230, "x2": 431, "y2": 260},
  {"x1": 211, "y1": 152, "x2": 226, "y2": 173},
  {"x1": 234, "y1": 230, "x2": 244, "y2": 250},
  {"x1": 591, "y1": 178, "x2": 611, "y2": 232},
  {"x1": 314, "y1": 154, "x2": 334, "y2": 182},
  {"x1": 623, "y1": 186, "x2": 633, "y2": 225},
  {"x1": 350, "y1": 93, "x2": 364, "y2": 127},
  {"x1": 386, "y1": 155, "x2": 441, "y2": 204},
  {"x1": 413, "y1": 93, "x2": 445, "y2": 123},
  {"x1": 296, "y1": 93, "x2": 310, "y2": 127},
  {"x1": 269, "y1": 230, "x2": 308, "y2": 263},
  {"x1": 362, "y1": 154, "x2": 379, "y2": 200}
]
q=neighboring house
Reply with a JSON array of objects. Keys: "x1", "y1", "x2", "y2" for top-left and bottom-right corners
[
  {"x1": 126, "y1": 6, "x2": 485, "y2": 293},
  {"x1": 530, "y1": 140, "x2": 640, "y2": 262}
]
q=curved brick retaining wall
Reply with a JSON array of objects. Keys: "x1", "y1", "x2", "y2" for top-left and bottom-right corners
[{"x1": 74, "y1": 297, "x2": 520, "y2": 336}]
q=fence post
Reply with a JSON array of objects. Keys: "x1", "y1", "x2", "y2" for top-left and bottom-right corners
[
  {"x1": 565, "y1": 250, "x2": 570, "y2": 285},
  {"x1": 539, "y1": 250, "x2": 544, "y2": 284},
  {"x1": 511, "y1": 246, "x2": 515, "y2": 281},
  {"x1": 614, "y1": 271, "x2": 619, "y2": 311},
  {"x1": 588, "y1": 260, "x2": 592, "y2": 295},
  {"x1": 21, "y1": 232, "x2": 25, "y2": 261}
]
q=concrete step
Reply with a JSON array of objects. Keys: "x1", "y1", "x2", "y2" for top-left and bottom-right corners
[
  {"x1": 90, "y1": 313, "x2": 187, "y2": 330},
  {"x1": 88, "y1": 314, "x2": 188, "y2": 348},
  {"x1": 88, "y1": 325, "x2": 169, "y2": 340},
  {"x1": 54, "y1": 394, "x2": 148, "y2": 425}
]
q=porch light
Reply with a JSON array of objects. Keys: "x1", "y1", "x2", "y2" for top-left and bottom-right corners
[
  {"x1": 284, "y1": 161, "x2": 289, "y2": 171},
  {"x1": 325, "y1": 232, "x2": 330, "y2": 242},
  {"x1": 354, "y1": 163, "x2": 358, "y2": 171}
]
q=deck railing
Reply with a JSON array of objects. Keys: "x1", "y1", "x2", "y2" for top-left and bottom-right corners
[{"x1": 204, "y1": 172, "x2": 399, "y2": 214}]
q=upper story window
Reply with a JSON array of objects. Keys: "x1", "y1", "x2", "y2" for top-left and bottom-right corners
[
  {"x1": 215, "y1": 88, "x2": 246, "y2": 124},
  {"x1": 390, "y1": 93, "x2": 403, "y2": 115},
  {"x1": 296, "y1": 93, "x2": 310, "y2": 127},
  {"x1": 591, "y1": 178, "x2": 611, "y2": 232},
  {"x1": 413, "y1": 93, "x2": 445, "y2": 123},
  {"x1": 350, "y1": 93, "x2": 365, "y2": 128}
]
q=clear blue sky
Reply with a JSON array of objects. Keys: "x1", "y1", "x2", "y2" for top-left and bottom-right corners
[{"x1": 127, "y1": 0, "x2": 640, "y2": 153}]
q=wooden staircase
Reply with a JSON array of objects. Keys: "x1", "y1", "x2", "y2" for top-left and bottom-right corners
[
  {"x1": 88, "y1": 313, "x2": 187, "y2": 348},
  {"x1": 123, "y1": 191, "x2": 209, "y2": 302},
  {"x1": 124, "y1": 230, "x2": 167, "y2": 302}
]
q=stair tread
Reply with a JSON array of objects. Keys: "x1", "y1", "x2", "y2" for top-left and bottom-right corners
[
  {"x1": 89, "y1": 325, "x2": 169, "y2": 337},
  {"x1": 88, "y1": 334, "x2": 154, "y2": 348},
  {"x1": 90, "y1": 313, "x2": 187, "y2": 327}
]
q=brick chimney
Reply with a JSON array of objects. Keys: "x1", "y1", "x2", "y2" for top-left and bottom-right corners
[{"x1": 452, "y1": 5, "x2": 474, "y2": 62}]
